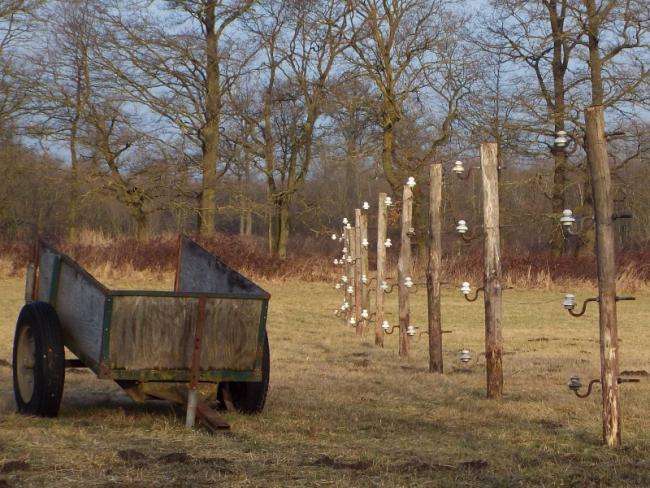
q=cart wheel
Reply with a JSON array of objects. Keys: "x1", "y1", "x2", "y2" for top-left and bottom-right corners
[
  {"x1": 220, "y1": 332, "x2": 270, "y2": 414},
  {"x1": 12, "y1": 302, "x2": 65, "y2": 417}
]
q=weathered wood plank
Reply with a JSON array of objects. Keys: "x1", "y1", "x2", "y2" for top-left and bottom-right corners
[
  {"x1": 36, "y1": 247, "x2": 58, "y2": 302},
  {"x1": 24, "y1": 264, "x2": 35, "y2": 303},
  {"x1": 177, "y1": 237, "x2": 267, "y2": 297},
  {"x1": 108, "y1": 296, "x2": 197, "y2": 370},
  {"x1": 108, "y1": 296, "x2": 262, "y2": 372},
  {"x1": 202, "y1": 298, "x2": 261, "y2": 370},
  {"x1": 55, "y1": 260, "x2": 106, "y2": 367}
]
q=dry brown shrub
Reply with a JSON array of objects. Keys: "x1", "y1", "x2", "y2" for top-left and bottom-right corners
[{"x1": 0, "y1": 233, "x2": 648, "y2": 290}]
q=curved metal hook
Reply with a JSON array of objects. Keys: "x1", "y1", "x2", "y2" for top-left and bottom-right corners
[
  {"x1": 567, "y1": 297, "x2": 598, "y2": 317},
  {"x1": 463, "y1": 287, "x2": 485, "y2": 302}
]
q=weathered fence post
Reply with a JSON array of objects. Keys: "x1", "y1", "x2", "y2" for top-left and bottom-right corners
[
  {"x1": 481, "y1": 143, "x2": 503, "y2": 399},
  {"x1": 398, "y1": 185, "x2": 413, "y2": 357},
  {"x1": 354, "y1": 209, "x2": 363, "y2": 335},
  {"x1": 375, "y1": 192, "x2": 387, "y2": 347},
  {"x1": 360, "y1": 211, "x2": 370, "y2": 333},
  {"x1": 585, "y1": 105, "x2": 621, "y2": 448},
  {"x1": 427, "y1": 164, "x2": 443, "y2": 373},
  {"x1": 344, "y1": 226, "x2": 354, "y2": 325}
]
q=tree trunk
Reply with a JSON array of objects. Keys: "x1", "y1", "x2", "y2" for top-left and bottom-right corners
[
  {"x1": 267, "y1": 201, "x2": 275, "y2": 254},
  {"x1": 245, "y1": 211, "x2": 253, "y2": 235},
  {"x1": 276, "y1": 198, "x2": 290, "y2": 259},
  {"x1": 548, "y1": 0, "x2": 569, "y2": 257},
  {"x1": 381, "y1": 106, "x2": 400, "y2": 193},
  {"x1": 345, "y1": 135, "x2": 358, "y2": 216},
  {"x1": 133, "y1": 207, "x2": 148, "y2": 241},
  {"x1": 198, "y1": 2, "x2": 220, "y2": 235}
]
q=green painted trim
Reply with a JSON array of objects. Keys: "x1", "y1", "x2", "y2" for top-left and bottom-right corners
[
  {"x1": 100, "y1": 296, "x2": 114, "y2": 365},
  {"x1": 109, "y1": 368, "x2": 262, "y2": 383},
  {"x1": 255, "y1": 299, "x2": 269, "y2": 370},
  {"x1": 108, "y1": 290, "x2": 268, "y2": 300},
  {"x1": 48, "y1": 255, "x2": 62, "y2": 306}
]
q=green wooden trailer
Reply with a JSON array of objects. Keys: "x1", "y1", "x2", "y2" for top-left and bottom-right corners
[{"x1": 12, "y1": 236, "x2": 270, "y2": 430}]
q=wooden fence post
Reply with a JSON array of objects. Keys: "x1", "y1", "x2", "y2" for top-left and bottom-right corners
[
  {"x1": 585, "y1": 105, "x2": 621, "y2": 448},
  {"x1": 360, "y1": 211, "x2": 370, "y2": 334},
  {"x1": 354, "y1": 209, "x2": 363, "y2": 335},
  {"x1": 375, "y1": 192, "x2": 387, "y2": 347},
  {"x1": 481, "y1": 143, "x2": 503, "y2": 399},
  {"x1": 427, "y1": 164, "x2": 443, "y2": 373},
  {"x1": 344, "y1": 226, "x2": 354, "y2": 325},
  {"x1": 398, "y1": 185, "x2": 413, "y2": 357}
]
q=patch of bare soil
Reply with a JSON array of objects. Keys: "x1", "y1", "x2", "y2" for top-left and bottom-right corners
[
  {"x1": 116, "y1": 449, "x2": 147, "y2": 464},
  {"x1": 309, "y1": 456, "x2": 370, "y2": 470},
  {"x1": 398, "y1": 460, "x2": 455, "y2": 473},
  {"x1": 459, "y1": 459, "x2": 489, "y2": 470},
  {"x1": 539, "y1": 419, "x2": 564, "y2": 431},
  {"x1": 621, "y1": 370, "x2": 648, "y2": 376},
  {"x1": 396, "y1": 459, "x2": 489, "y2": 473},
  {"x1": 193, "y1": 457, "x2": 233, "y2": 473},
  {"x1": 117, "y1": 450, "x2": 233, "y2": 473},
  {"x1": 352, "y1": 359, "x2": 370, "y2": 368},
  {"x1": 157, "y1": 452, "x2": 191, "y2": 464},
  {"x1": 0, "y1": 460, "x2": 29, "y2": 473}
]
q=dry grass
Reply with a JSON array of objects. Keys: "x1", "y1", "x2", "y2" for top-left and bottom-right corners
[{"x1": 1, "y1": 275, "x2": 650, "y2": 487}]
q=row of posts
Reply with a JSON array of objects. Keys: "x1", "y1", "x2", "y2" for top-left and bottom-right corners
[
  {"x1": 338, "y1": 114, "x2": 628, "y2": 448},
  {"x1": 337, "y1": 143, "x2": 503, "y2": 398}
]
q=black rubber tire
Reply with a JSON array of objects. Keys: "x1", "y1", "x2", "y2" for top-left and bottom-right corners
[
  {"x1": 12, "y1": 301, "x2": 65, "y2": 417},
  {"x1": 220, "y1": 332, "x2": 270, "y2": 414}
]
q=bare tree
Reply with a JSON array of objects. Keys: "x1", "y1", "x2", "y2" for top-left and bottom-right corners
[
  {"x1": 233, "y1": 0, "x2": 348, "y2": 258},
  {"x1": 0, "y1": 0, "x2": 43, "y2": 127},
  {"x1": 24, "y1": 0, "x2": 97, "y2": 239},
  {"x1": 345, "y1": 0, "x2": 473, "y2": 238},
  {"x1": 483, "y1": 0, "x2": 650, "y2": 255},
  {"x1": 99, "y1": 0, "x2": 255, "y2": 235}
]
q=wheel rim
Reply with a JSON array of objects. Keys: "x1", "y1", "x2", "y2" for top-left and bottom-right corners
[{"x1": 16, "y1": 324, "x2": 36, "y2": 403}]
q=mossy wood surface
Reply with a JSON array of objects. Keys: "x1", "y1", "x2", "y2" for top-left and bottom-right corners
[{"x1": 107, "y1": 296, "x2": 263, "y2": 371}]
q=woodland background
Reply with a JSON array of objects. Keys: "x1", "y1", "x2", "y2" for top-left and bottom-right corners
[{"x1": 0, "y1": 0, "x2": 648, "y2": 278}]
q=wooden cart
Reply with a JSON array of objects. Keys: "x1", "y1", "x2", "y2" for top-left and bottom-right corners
[{"x1": 12, "y1": 236, "x2": 270, "y2": 430}]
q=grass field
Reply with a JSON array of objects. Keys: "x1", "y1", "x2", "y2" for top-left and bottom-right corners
[{"x1": 1, "y1": 275, "x2": 650, "y2": 487}]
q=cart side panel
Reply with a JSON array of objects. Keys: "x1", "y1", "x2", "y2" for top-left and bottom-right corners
[
  {"x1": 177, "y1": 237, "x2": 267, "y2": 296},
  {"x1": 36, "y1": 246, "x2": 58, "y2": 302},
  {"x1": 107, "y1": 296, "x2": 263, "y2": 372},
  {"x1": 107, "y1": 296, "x2": 197, "y2": 370},
  {"x1": 55, "y1": 260, "x2": 106, "y2": 368},
  {"x1": 201, "y1": 298, "x2": 262, "y2": 370}
]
